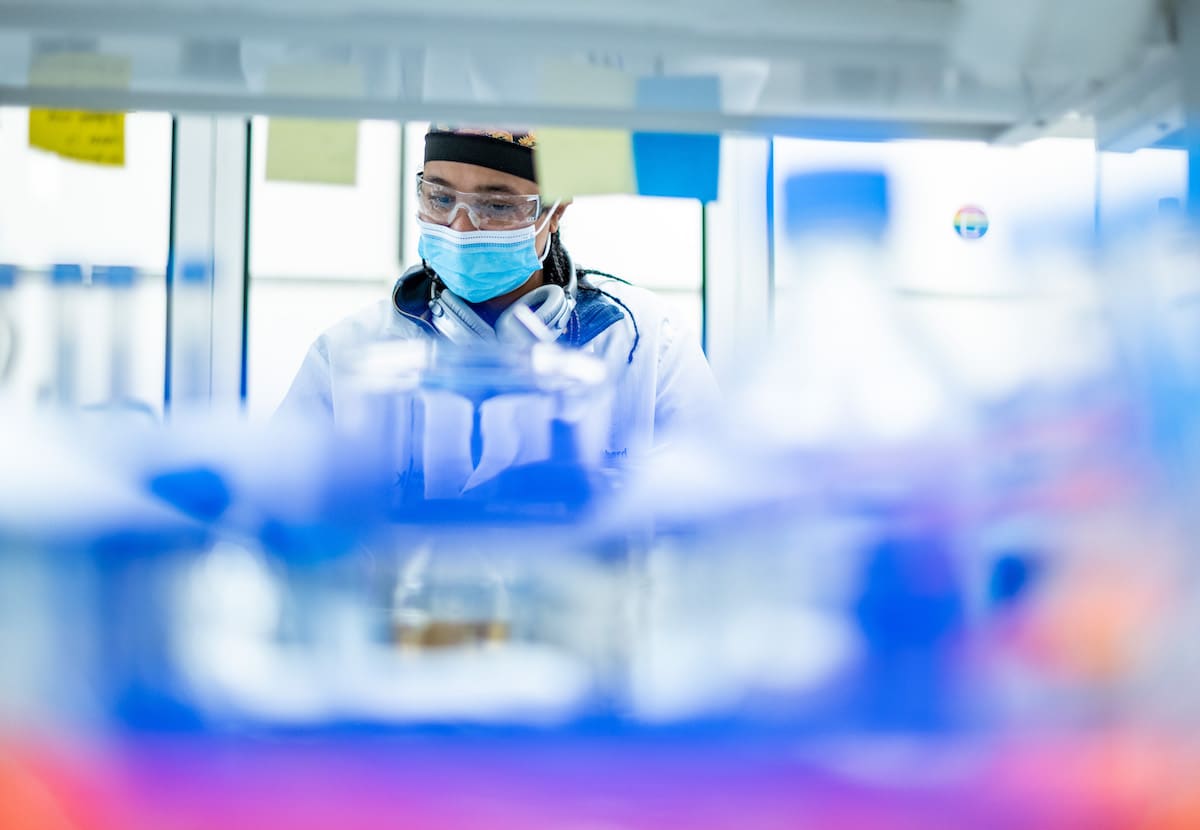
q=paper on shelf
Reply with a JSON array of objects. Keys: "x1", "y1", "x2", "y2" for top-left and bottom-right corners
[
  {"x1": 27, "y1": 52, "x2": 131, "y2": 167},
  {"x1": 265, "y1": 63, "x2": 363, "y2": 187},
  {"x1": 534, "y1": 62, "x2": 636, "y2": 200}
]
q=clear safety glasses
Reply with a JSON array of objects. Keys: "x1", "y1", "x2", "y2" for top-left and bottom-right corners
[{"x1": 416, "y1": 174, "x2": 543, "y2": 231}]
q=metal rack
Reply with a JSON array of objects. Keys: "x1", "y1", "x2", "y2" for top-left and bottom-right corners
[{"x1": 0, "y1": 0, "x2": 1188, "y2": 145}]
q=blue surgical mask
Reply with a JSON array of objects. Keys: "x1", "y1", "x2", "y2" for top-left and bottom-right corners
[{"x1": 418, "y1": 206, "x2": 558, "y2": 303}]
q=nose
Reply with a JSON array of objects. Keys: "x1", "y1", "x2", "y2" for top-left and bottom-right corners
[{"x1": 447, "y1": 203, "x2": 480, "y2": 232}]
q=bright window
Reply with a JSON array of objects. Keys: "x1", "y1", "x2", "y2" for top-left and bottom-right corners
[
  {"x1": 771, "y1": 136, "x2": 1119, "y2": 411},
  {"x1": 0, "y1": 106, "x2": 170, "y2": 412},
  {"x1": 246, "y1": 117, "x2": 401, "y2": 418}
]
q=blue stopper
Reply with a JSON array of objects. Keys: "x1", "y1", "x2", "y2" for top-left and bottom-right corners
[
  {"x1": 93, "y1": 265, "x2": 137, "y2": 287},
  {"x1": 180, "y1": 260, "x2": 211, "y2": 284},
  {"x1": 0, "y1": 264, "x2": 16, "y2": 288},
  {"x1": 854, "y1": 533, "x2": 964, "y2": 649},
  {"x1": 146, "y1": 467, "x2": 232, "y2": 523},
  {"x1": 51, "y1": 263, "x2": 85, "y2": 285},
  {"x1": 988, "y1": 551, "x2": 1040, "y2": 607}
]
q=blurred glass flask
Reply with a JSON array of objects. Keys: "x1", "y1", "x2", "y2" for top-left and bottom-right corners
[
  {"x1": 49, "y1": 262, "x2": 85, "y2": 408},
  {"x1": 760, "y1": 169, "x2": 970, "y2": 447},
  {"x1": 172, "y1": 259, "x2": 212, "y2": 411},
  {"x1": 391, "y1": 543, "x2": 511, "y2": 650}
]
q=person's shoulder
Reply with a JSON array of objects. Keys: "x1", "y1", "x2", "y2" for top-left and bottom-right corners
[
  {"x1": 581, "y1": 273, "x2": 667, "y2": 319},
  {"x1": 313, "y1": 293, "x2": 422, "y2": 357},
  {"x1": 317, "y1": 297, "x2": 394, "y2": 342}
]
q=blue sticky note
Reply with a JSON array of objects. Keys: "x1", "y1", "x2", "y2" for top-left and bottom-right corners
[
  {"x1": 633, "y1": 76, "x2": 721, "y2": 203},
  {"x1": 633, "y1": 132, "x2": 720, "y2": 202},
  {"x1": 784, "y1": 169, "x2": 890, "y2": 241},
  {"x1": 637, "y1": 75, "x2": 721, "y2": 113}
]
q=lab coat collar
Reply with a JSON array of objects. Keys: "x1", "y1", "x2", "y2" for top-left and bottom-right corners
[{"x1": 391, "y1": 267, "x2": 625, "y2": 348}]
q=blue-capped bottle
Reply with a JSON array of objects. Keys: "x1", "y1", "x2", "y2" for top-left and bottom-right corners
[
  {"x1": 90, "y1": 265, "x2": 156, "y2": 419},
  {"x1": 0, "y1": 264, "x2": 16, "y2": 395},
  {"x1": 172, "y1": 258, "x2": 212, "y2": 413},
  {"x1": 754, "y1": 169, "x2": 971, "y2": 448},
  {"x1": 48, "y1": 262, "x2": 86, "y2": 408}
]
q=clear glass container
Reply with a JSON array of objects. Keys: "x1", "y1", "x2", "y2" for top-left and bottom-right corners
[
  {"x1": 391, "y1": 542, "x2": 512, "y2": 651},
  {"x1": 339, "y1": 339, "x2": 613, "y2": 508}
]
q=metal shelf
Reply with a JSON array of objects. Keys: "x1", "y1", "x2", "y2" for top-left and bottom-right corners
[{"x1": 0, "y1": 0, "x2": 1182, "y2": 145}]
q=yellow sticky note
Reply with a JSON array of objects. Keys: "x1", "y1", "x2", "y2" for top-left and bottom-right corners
[
  {"x1": 264, "y1": 63, "x2": 362, "y2": 187},
  {"x1": 29, "y1": 110, "x2": 124, "y2": 166},
  {"x1": 28, "y1": 52, "x2": 131, "y2": 168},
  {"x1": 534, "y1": 62, "x2": 636, "y2": 200}
]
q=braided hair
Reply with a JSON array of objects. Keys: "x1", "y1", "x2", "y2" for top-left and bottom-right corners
[
  {"x1": 549, "y1": 231, "x2": 642, "y2": 364},
  {"x1": 543, "y1": 229, "x2": 586, "y2": 291}
]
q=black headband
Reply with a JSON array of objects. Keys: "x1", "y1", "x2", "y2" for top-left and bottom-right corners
[{"x1": 423, "y1": 131, "x2": 537, "y2": 183}]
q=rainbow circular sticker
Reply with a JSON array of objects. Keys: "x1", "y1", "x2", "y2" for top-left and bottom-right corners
[{"x1": 953, "y1": 205, "x2": 989, "y2": 240}]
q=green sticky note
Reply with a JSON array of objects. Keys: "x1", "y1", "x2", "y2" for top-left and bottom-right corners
[
  {"x1": 535, "y1": 127, "x2": 636, "y2": 201},
  {"x1": 266, "y1": 117, "x2": 358, "y2": 186},
  {"x1": 264, "y1": 63, "x2": 362, "y2": 186},
  {"x1": 533, "y1": 62, "x2": 636, "y2": 201}
]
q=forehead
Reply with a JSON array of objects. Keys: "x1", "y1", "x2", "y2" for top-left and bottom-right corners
[{"x1": 422, "y1": 160, "x2": 538, "y2": 195}]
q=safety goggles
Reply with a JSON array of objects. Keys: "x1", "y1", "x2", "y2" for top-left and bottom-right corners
[{"x1": 416, "y1": 173, "x2": 543, "y2": 231}]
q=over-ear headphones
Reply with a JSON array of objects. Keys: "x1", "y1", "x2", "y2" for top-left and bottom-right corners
[{"x1": 428, "y1": 254, "x2": 577, "y2": 346}]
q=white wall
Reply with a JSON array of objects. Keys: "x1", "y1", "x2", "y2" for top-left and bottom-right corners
[{"x1": 0, "y1": 106, "x2": 1187, "y2": 419}]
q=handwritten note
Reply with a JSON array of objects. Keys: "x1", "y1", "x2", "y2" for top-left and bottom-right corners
[{"x1": 28, "y1": 52, "x2": 131, "y2": 167}]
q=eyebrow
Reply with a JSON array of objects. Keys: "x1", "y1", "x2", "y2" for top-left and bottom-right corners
[{"x1": 423, "y1": 175, "x2": 526, "y2": 196}]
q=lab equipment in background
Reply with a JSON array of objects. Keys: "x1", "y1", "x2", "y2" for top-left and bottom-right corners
[
  {"x1": 74, "y1": 265, "x2": 159, "y2": 421},
  {"x1": 0, "y1": 264, "x2": 15, "y2": 391},
  {"x1": 91, "y1": 266, "x2": 138, "y2": 404},
  {"x1": 48, "y1": 262, "x2": 85, "y2": 408},
  {"x1": 762, "y1": 169, "x2": 972, "y2": 447},
  {"x1": 171, "y1": 258, "x2": 213, "y2": 412}
]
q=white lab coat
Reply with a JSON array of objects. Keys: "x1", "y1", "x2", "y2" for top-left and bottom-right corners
[{"x1": 276, "y1": 277, "x2": 721, "y2": 472}]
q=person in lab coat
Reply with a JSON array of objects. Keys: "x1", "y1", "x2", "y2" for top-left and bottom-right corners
[{"x1": 277, "y1": 125, "x2": 720, "y2": 475}]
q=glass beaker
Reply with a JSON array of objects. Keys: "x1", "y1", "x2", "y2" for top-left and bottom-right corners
[
  {"x1": 390, "y1": 542, "x2": 511, "y2": 650},
  {"x1": 339, "y1": 338, "x2": 613, "y2": 511}
]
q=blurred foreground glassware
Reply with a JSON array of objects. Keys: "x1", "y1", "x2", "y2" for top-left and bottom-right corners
[
  {"x1": 391, "y1": 542, "x2": 511, "y2": 650},
  {"x1": 340, "y1": 338, "x2": 613, "y2": 508},
  {"x1": 337, "y1": 339, "x2": 618, "y2": 662}
]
